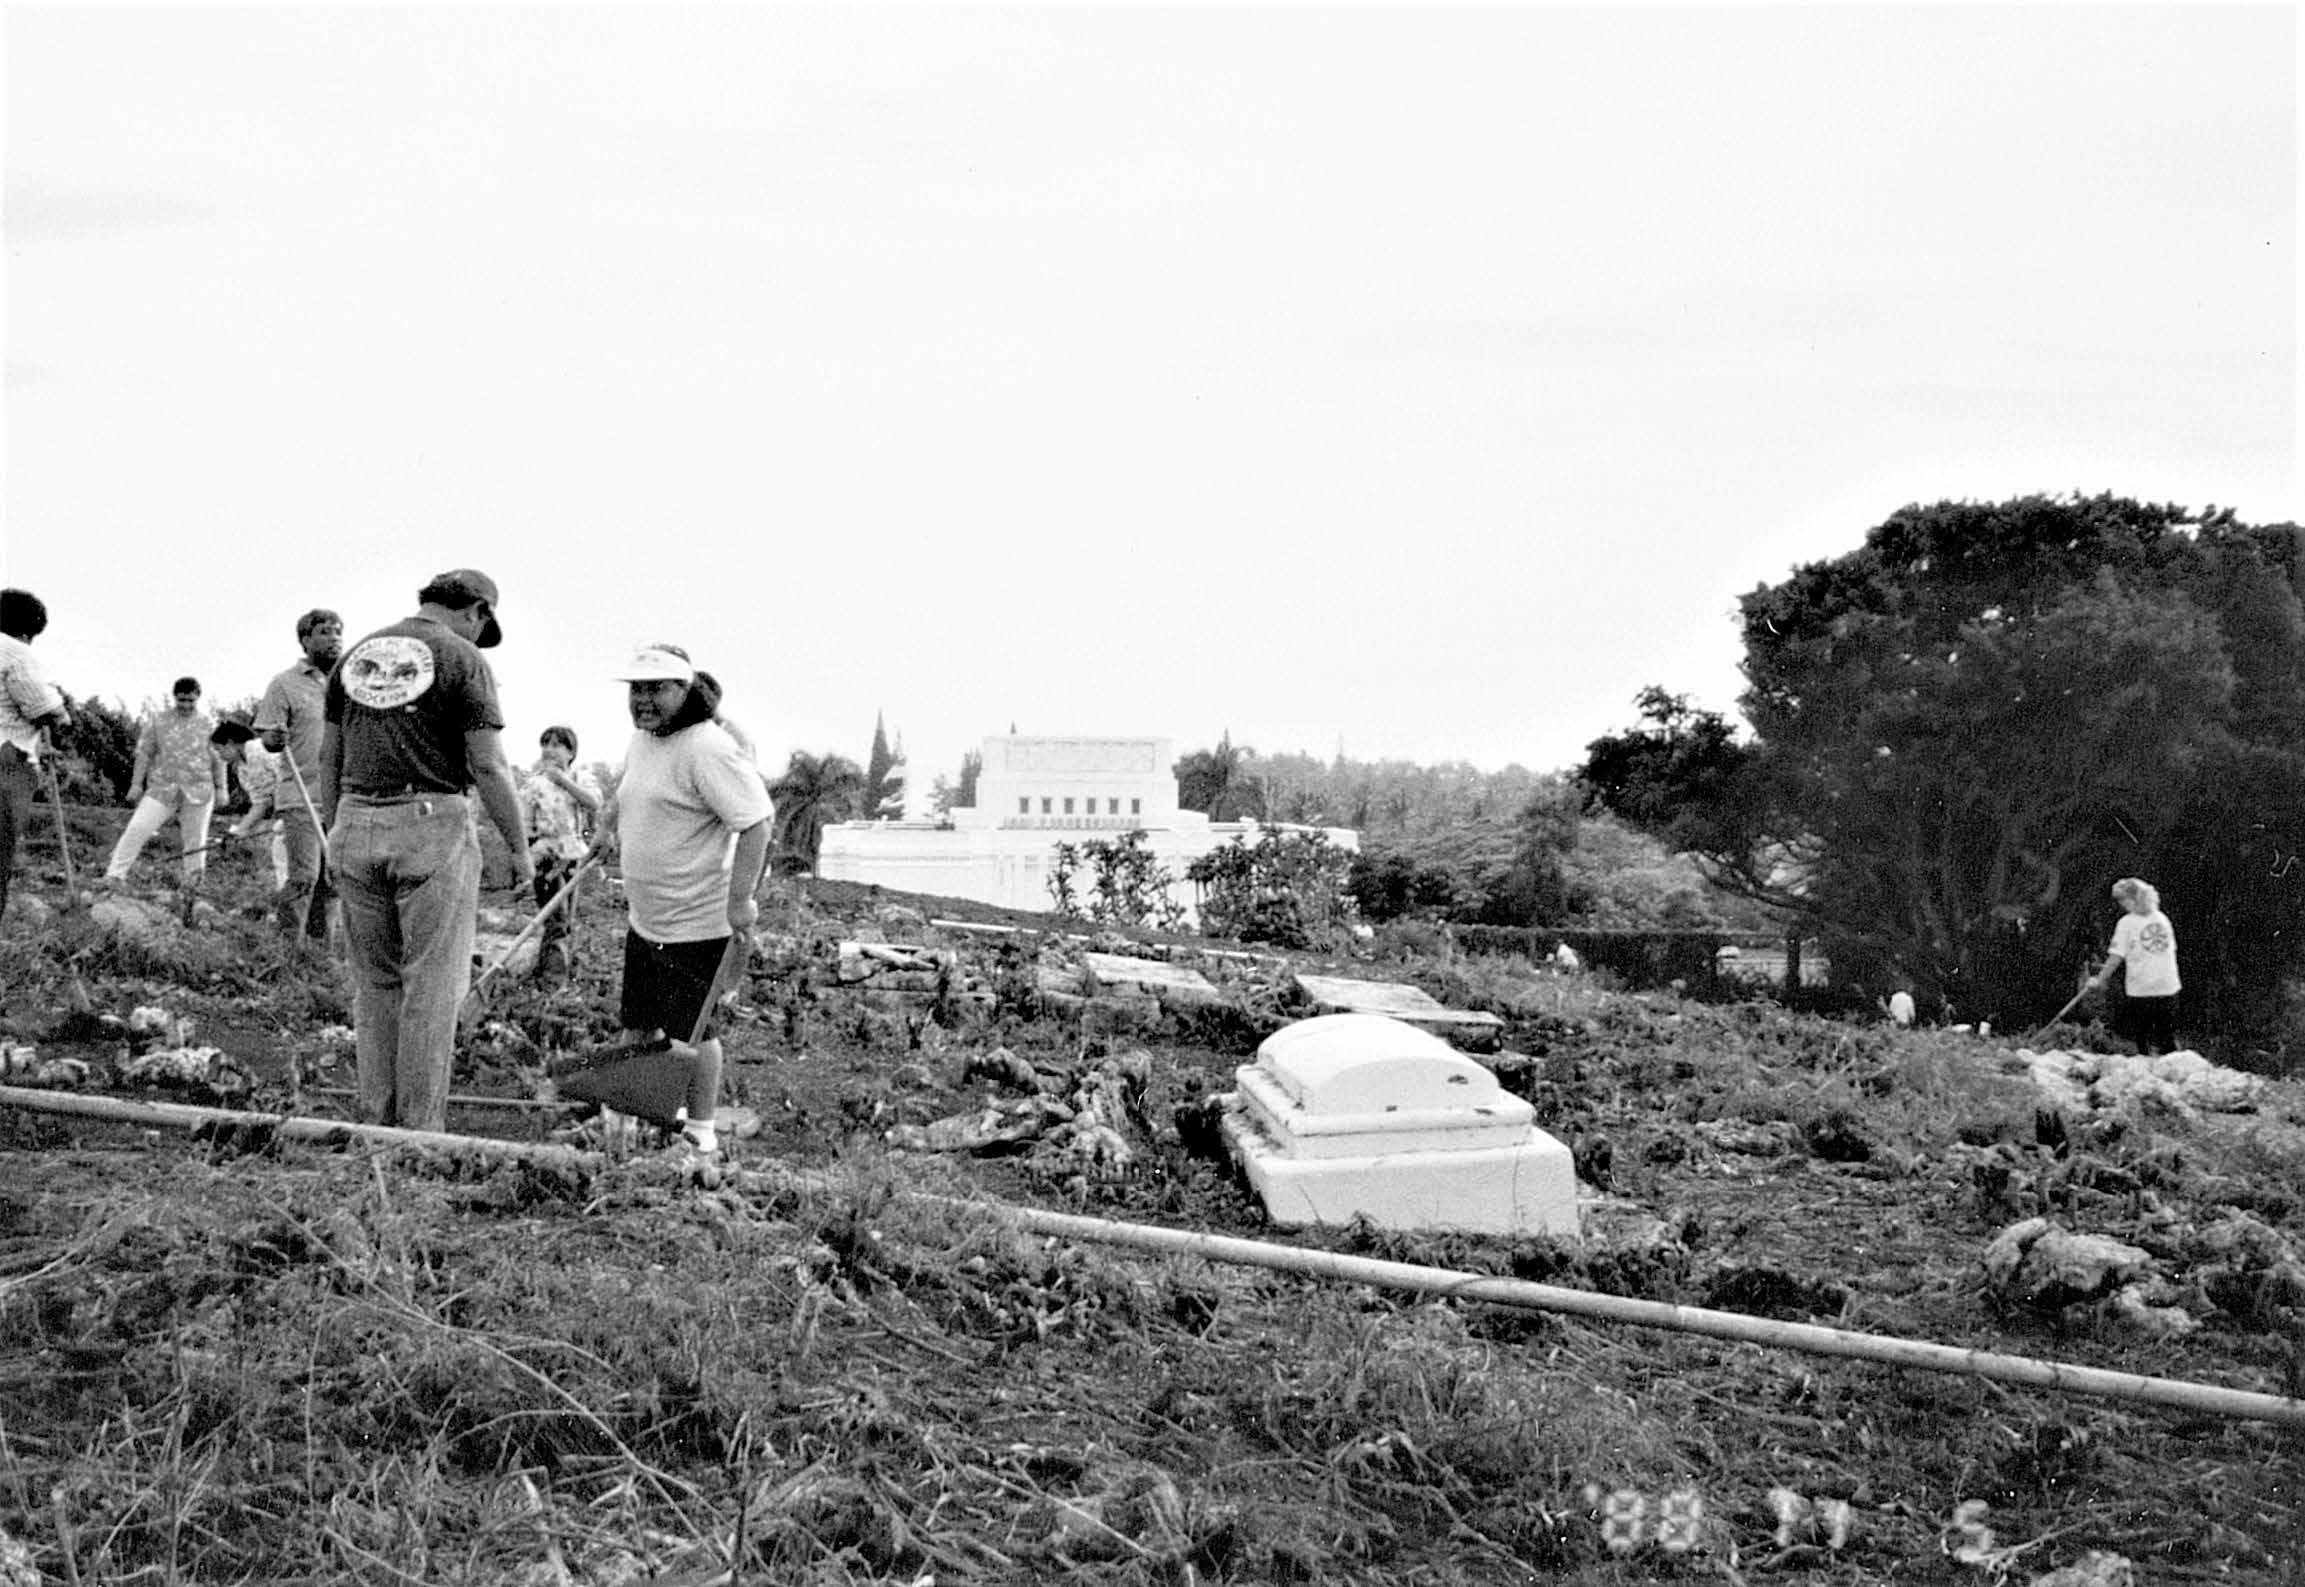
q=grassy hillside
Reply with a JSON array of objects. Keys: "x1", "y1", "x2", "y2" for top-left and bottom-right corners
[{"x1": 2, "y1": 821, "x2": 2301, "y2": 1584}]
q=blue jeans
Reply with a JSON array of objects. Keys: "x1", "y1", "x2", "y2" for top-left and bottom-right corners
[{"x1": 330, "y1": 793, "x2": 480, "y2": 1131}]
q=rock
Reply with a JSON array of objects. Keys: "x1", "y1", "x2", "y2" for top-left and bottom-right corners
[
  {"x1": 0, "y1": 1525, "x2": 40, "y2": 1587},
  {"x1": 887, "y1": 1096, "x2": 1070, "y2": 1154},
  {"x1": 2018, "y1": 1050, "x2": 2095, "y2": 1116},
  {"x1": 2195, "y1": 1208, "x2": 2295, "y2": 1266},
  {"x1": 90, "y1": 895, "x2": 178, "y2": 942},
  {"x1": 964, "y1": 1047, "x2": 1040, "y2": 1090},
  {"x1": 1694, "y1": 1119, "x2": 1801, "y2": 1156},
  {"x1": 2106, "y1": 1051, "x2": 2263, "y2": 1114},
  {"x1": 1983, "y1": 1219, "x2": 2152, "y2": 1310},
  {"x1": 2017, "y1": 1047, "x2": 2266, "y2": 1120},
  {"x1": 2026, "y1": 1551, "x2": 2136, "y2": 1587},
  {"x1": 2104, "y1": 1284, "x2": 2198, "y2": 1339},
  {"x1": 875, "y1": 904, "x2": 929, "y2": 936}
]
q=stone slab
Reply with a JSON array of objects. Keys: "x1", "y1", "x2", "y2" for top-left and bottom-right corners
[
  {"x1": 1083, "y1": 952, "x2": 1223, "y2": 1004},
  {"x1": 1292, "y1": 973, "x2": 1504, "y2": 1041}
]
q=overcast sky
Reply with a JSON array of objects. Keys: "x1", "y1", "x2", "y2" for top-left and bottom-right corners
[{"x1": 5, "y1": 3, "x2": 2296, "y2": 806}]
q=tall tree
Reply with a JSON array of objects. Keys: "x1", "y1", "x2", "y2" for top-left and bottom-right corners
[
  {"x1": 1721, "y1": 493, "x2": 2305, "y2": 1029},
  {"x1": 767, "y1": 750, "x2": 866, "y2": 874},
  {"x1": 1577, "y1": 686, "x2": 1752, "y2": 856},
  {"x1": 862, "y1": 712, "x2": 906, "y2": 820},
  {"x1": 1173, "y1": 732, "x2": 1265, "y2": 821},
  {"x1": 928, "y1": 748, "x2": 983, "y2": 817}
]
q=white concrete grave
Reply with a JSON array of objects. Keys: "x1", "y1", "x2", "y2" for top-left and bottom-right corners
[
  {"x1": 1221, "y1": 1013, "x2": 1577, "y2": 1237},
  {"x1": 1292, "y1": 973, "x2": 1505, "y2": 1048}
]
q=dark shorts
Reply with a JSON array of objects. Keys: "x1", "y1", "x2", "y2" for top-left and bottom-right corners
[{"x1": 619, "y1": 929, "x2": 731, "y2": 1041}]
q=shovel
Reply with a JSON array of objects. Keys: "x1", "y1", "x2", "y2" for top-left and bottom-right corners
[{"x1": 552, "y1": 930, "x2": 752, "y2": 1129}]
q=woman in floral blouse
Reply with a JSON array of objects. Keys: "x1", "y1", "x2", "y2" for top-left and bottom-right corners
[{"x1": 103, "y1": 677, "x2": 227, "y2": 889}]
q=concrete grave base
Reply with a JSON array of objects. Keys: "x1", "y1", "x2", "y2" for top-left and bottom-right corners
[
  {"x1": 1222, "y1": 1012, "x2": 1577, "y2": 1238},
  {"x1": 1221, "y1": 1107, "x2": 1578, "y2": 1236}
]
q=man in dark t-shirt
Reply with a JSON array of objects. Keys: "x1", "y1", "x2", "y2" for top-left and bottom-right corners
[{"x1": 320, "y1": 569, "x2": 533, "y2": 1131}]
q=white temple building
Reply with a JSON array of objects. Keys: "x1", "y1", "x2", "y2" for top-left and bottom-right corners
[{"x1": 816, "y1": 734, "x2": 1358, "y2": 918}]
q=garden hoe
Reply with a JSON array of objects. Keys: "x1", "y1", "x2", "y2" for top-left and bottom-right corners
[
  {"x1": 457, "y1": 851, "x2": 605, "y2": 1033},
  {"x1": 549, "y1": 930, "x2": 751, "y2": 1130},
  {"x1": 2024, "y1": 979, "x2": 2094, "y2": 1045}
]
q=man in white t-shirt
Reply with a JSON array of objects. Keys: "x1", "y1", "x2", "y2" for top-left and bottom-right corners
[{"x1": 599, "y1": 643, "x2": 771, "y2": 1160}]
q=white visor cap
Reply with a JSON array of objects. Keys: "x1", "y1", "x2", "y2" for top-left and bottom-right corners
[{"x1": 616, "y1": 644, "x2": 696, "y2": 683}]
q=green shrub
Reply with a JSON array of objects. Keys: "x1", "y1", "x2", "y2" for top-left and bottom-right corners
[{"x1": 1187, "y1": 828, "x2": 1359, "y2": 949}]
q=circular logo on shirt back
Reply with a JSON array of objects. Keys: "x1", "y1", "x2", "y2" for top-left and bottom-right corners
[
  {"x1": 2139, "y1": 922, "x2": 2172, "y2": 954},
  {"x1": 342, "y1": 636, "x2": 436, "y2": 709}
]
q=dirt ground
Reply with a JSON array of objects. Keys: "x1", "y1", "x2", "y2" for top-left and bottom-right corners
[{"x1": 2, "y1": 822, "x2": 2302, "y2": 1584}]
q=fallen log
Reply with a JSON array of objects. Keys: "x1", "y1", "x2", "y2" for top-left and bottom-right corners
[{"x1": 5, "y1": 1083, "x2": 2299, "y2": 1428}]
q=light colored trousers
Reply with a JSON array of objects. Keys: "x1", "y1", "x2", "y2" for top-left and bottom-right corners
[
  {"x1": 235, "y1": 820, "x2": 292, "y2": 889},
  {"x1": 272, "y1": 785, "x2": 334, "y2": 939},
  {"x1": 330, "y1": 793, "x2": 479, "y2": 1133},
  {"x1": 105, "y1": 790, "x2": 215, "y2": 884}
]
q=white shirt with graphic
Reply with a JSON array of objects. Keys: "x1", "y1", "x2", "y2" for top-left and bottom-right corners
[{"x1": 2110, "y1": 909, "x2": 2180, "y2": 997}]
